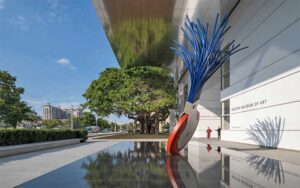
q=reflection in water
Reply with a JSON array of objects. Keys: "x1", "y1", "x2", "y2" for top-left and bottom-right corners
[
  {"x1": 17, "y1": 142, "x2": 300, "y2": 188},
  {"x1": 221, "y1": 154, "x2": 230, "y2": 186},
  {"x1": 81, "y1": 142, "x2": 172, "y2": 187},
  {"x1": 247, "y1": 155, "x2": 285, "y2": 184},
  {"x1": 167, "y1": 155, "x2": 199, "y2": 188},
  {"x1": 206, "y1": 144, "x2": 212, "y2": 152},
  {"x1": 97, "y1": 0, "x2": 176, "y2": 68},
  {"x1": 109, "y1": 18, "x2": 173, "y2": 68}
]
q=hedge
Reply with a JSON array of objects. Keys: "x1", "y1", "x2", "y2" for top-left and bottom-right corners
[{"x1": 0, "y1": 129, "x2": 87, "y2": 146}]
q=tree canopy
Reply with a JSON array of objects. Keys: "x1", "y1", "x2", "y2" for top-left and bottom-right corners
[
  {"x1": 80, "y1": 112, "x2": 96, "y2": 127},
  {"x1": 83, "y1": 66, "x2": 175, "y2": 134},
  {"x1": 43, "y1": 119, "x2": 64, "y2": 128},
  {"x1": 0, "y1": 70, "x2": 32, "y2": 128}
]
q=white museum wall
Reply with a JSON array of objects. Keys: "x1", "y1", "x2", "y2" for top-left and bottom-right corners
[{"x1": 221, "y1": 0, "x2": 300, "y2": 150}]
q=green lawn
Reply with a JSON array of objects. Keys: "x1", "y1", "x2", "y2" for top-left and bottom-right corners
[{"x1": 95, "y1": 133, "x2": 169, "y2": 139}]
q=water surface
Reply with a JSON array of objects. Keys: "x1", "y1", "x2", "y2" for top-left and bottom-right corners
[{"x1": 18, "y1": 141, "x2": 300, "y2": 188}]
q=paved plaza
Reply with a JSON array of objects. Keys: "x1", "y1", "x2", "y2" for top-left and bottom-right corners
[{"x1": 193, "y1": 138, "x2": 300, "y2": 166}]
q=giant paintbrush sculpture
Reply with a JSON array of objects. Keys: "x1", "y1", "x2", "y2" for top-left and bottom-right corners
[{"x1": 166, "y1": 14, "x2": 247, "y2": 155}]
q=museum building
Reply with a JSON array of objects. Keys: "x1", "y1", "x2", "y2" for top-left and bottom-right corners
[{"x1": 93, "y1": 0, "x2": 300, "y2": 150}]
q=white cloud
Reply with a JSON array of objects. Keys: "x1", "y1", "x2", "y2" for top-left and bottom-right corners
[
  {"x1": 57, "y1": 58, "x2": 70, "y2": 65},
  {"x1": 0, "y1": 0, "x2": 5, "y2": 11},
  {"x1": 56, "y1": 58, "x2": 77, "y2": 70},
  {"x1": 33, "y1": 14, "x2": 46, "y2": 25},
  {"x1": 48, "y1": 0, "x2": 59, "y2": 9},
  {"x1": 47, "y1": 0, "x2": 69, "y2": 23},
  {"x1": 8, "y1": 16, "x2": 28, "y2": 31}
]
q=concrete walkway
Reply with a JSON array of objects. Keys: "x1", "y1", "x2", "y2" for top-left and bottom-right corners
[
  {"x1": 0, "y1": 140, "x2": 119, "y2": 188},
  {"x1": 192, "y1": 138, "x2": 300, "y2": 166},
  {"x1": 87, "y1": 131, "x2": 124, "y2": 138}
]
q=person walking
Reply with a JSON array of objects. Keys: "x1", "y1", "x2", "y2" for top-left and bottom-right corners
[
  {"x1": 206, "y1": 127, "x2": 212, "y2": 139},
  {"x1": 216, "y1": 127, "x2": 221, "y2": 139}
]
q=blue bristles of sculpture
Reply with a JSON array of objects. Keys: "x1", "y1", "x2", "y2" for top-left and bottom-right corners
[{"x1": 171, "y1": 14, "x2": 247, "y2": 103}]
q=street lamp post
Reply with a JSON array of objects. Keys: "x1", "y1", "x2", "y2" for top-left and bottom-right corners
[
  {"x1": 95, "y1": 116, "x2": 98, "y2": 127},
  {"x1": 70, "y1": 112, "x2": 73, "y2": 130},
  {"x1": 70, "y1": 105, "x2": 74, "y2": 130}
]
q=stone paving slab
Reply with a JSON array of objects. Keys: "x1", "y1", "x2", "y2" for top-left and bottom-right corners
[
  {"x1": 192, "y1": 138, "x2": 300, "y2": 166},
  {"x1": 0, "y1": 140, "x2": 120, "y2": 188}
]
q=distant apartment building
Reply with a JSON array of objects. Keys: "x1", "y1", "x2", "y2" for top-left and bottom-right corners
[
  {"x1": 66, "y1": 108, "x2": 83, "y2": 118},
  {"x1": 42, "y1": 103, "x2": 83, "y2": 120}
]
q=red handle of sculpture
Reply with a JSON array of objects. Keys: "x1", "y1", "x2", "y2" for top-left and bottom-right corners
[
  {"x1": 166, "y1": 114, "x2": 189, "y2": 154},
  {"x1": 166, "y1": 102, "x2": 199, "y2": 155}
]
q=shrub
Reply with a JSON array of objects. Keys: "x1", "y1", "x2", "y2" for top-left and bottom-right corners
[
  {"x1": 127, "y1": 129, "x2": 133, "y2": 134},
  {"x1": 0, "y1": 129, "x2": 87, "y2": 146},
  {"x1": 162, "y1": 123, "x2": 170, "y2": 133}
]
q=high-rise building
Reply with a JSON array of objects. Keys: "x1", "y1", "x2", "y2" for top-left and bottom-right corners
[
  {"x1": 65, "y1": 108, "x2": 83, "y2": 118},
  {"x1": 42, "y1": 103, "x2": 83, "y2": 120}
]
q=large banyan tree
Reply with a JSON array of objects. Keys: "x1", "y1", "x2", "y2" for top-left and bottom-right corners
[{"x1": 83, "y1": 66, "x2": 176, "y2": 134}]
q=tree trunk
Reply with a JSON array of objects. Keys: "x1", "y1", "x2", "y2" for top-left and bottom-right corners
[
  {"x1": 136, "y1": 115, "x2": 144, "y2": 134},
  {"x1": 144, "y1": 114, "x2": 148, "y2": 134},
  {"x1": 147, "y1": 121, "x2": 151, "y2": 134},
  {"x1": 133, "y1": 120, "x2": 137, "y2": 133},
  {"x1": 154, "y1": 112, "x2": 159, "y2": 135},
  {"x1": 141, "y1": 120, "x2": 144, "y2": 134}
]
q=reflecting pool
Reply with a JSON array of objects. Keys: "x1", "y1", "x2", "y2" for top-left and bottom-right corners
[{"x1": 18, "y1": 141, "x2": 300, "y2": 188}]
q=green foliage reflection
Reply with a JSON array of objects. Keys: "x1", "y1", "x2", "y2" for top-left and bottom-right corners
[
  {"x1": 81, "y1": 142, "x2": 171, "y2": 187},
  {"x1": 109, "y1": 18, "x2": 173, "y2": 68}
]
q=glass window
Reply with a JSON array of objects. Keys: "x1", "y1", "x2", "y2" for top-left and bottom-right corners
[
  {"x1": 221, "y1": 58, "x2": 230, "y2": 90},
  {"x1": 183, "y1": 84, "x2": 188, "y2": 102},
  {"x1": 222, "y1": 155, "x2": 230, "y2": 186},
  {"x1": 222, "y1": 116, "x2": 230, "y2": 130},
  {"x1": 221, "y1": 99, "x2": 230, "y2": 129}
]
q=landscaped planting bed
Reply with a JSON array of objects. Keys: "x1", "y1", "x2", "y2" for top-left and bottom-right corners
[{"x1": 0, "y1": 129, "x2": 87, "y2": 146}]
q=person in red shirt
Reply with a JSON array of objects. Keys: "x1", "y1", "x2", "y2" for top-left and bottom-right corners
[{"x1": 206, "y1": 127, "x2": 212, "y2": 139}]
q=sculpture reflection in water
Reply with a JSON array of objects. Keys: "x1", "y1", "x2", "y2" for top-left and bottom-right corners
[
  {"x1": 247, "y1": 155, "x2": 285, "y2": 184},
  {"x1": 167, "y1": 155, "x2": 199, "y2": 188},
  {"x1": 247, "y1": 116, "x2": 285, "y2": 148},
  {"x1": 81, "y1": 142, "x2": 172, "y2": 187}
]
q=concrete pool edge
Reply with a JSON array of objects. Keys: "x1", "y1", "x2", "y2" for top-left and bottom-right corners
[
  {"x1": 0, "y1": 140, "x2": 120, "y2": 188},
  {"x1": 0, "y1": 139, "x2": 81, "y2": 158}
]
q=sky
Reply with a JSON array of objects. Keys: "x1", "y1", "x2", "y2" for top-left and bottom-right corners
[{"x1": 0, "y1": 0, "x2": 130, "y2": 123}]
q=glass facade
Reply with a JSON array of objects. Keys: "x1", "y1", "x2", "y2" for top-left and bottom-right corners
[
  {"x1": 221, "y1": 99, "x2": 230, "y2": 129},
  {"x1": 222, "y1": 154, "x2": 230, "y2": 186},
  {"x1": 183, "y1": 84, "x2": 188, "y2": 103},
  {"x1": 221, "y1": 58, "x2": 230, "y2": 90}
]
